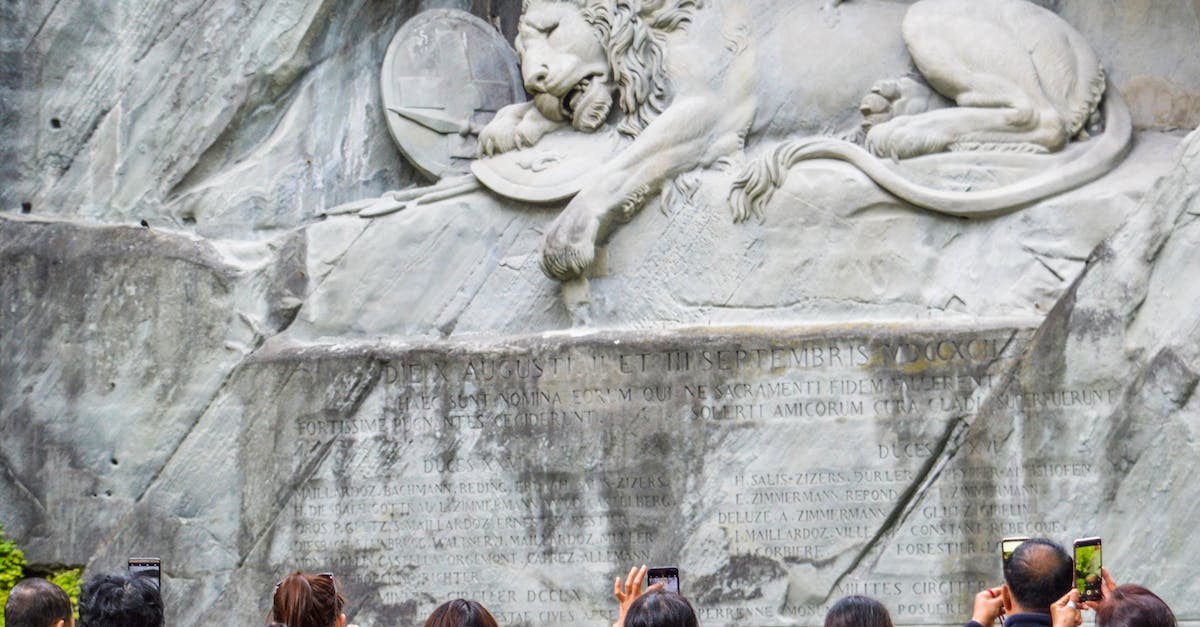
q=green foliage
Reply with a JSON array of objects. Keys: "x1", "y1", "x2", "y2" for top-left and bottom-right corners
[
  {"x1": 0, "y1": 523, "x2": 29, "y2": 627},
  {"x1": 0, "y1": 523, "x2": 83, "y2": 626},
  {"x1": 49, "y1": 568, "x2": 83, "y2": 620}
]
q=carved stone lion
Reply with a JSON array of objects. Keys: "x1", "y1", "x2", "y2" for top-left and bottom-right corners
[{"x1": 479, "y1": 0, "x2": 1131, "y2": 281}]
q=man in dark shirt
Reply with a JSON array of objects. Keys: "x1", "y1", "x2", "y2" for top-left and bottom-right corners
[{"x1": 967, "y1": 538, "x2": 1075, "y2": 627}]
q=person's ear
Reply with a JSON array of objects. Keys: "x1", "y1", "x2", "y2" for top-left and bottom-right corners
[
  {"x1": 337, "y1": 612, "x2": 347, "y2": 627},
  {"x1": 51, "y1": 620, "x2": 65, "y2": 627},
  {"x1": 1001, "y1": 584, "x2": 1014, "y2": 612}
]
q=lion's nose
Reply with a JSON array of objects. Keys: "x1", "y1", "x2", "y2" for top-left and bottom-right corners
[{"x1": 526, "y1": 65, "x2": 550, "y2": 91}]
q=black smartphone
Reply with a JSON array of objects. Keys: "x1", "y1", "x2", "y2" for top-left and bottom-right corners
[
  {"x1": 647, "y1": 566, "x2": 680, "y2": 594},
  {"x1": 1000, "y1": 536, "x2": 1029, "y2": 565},
  {"x1": 1073, "y1": 537, "x2": 1102, "y2": 602},
  {"x1": 128, "y1": 557, "x2": 161, "y2": 589}
]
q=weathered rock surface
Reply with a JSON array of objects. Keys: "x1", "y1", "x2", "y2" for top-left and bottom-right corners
[
  {"x1": 0, "y1": 214, "x2": 304, "y2": 563},
  {"x1": 0, "y1": 0, "x2": 522, "y2": 238},
  {"x1": 2, "y1": 1, "x2": 1200, "y2": 626}
]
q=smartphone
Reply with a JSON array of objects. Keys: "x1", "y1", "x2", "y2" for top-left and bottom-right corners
[
  {"x1": 1000, "y1": 536, "x2": 1030, "y2": 565},
  {"x1": 128, "y1": 557, "x2": 161, "y2": 589},
  {"x1": 647, "y1": 566, "x2": 680, "y2": 594},
  {"x1": 1073, "y1": 537, "x2": 1102, "y2": 603}
]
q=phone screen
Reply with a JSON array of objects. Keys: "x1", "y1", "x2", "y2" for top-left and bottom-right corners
[
  {"x1": 1000, "y1": 537, "x2": 1029, "y2": 565},
  {"x1": 1074, "y1": 538, "x2": 1102, "y2": 602},
  {"x1": 647, "y1": 566, "x2": 680, "y2": 594},
  {"x1": 128, "y1": 558, "x2": 161, "y2": 590}
]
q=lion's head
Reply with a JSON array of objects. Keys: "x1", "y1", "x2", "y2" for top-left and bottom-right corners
[{"x1": 517, "y1": 0, "x2": 702, "y2": 137}]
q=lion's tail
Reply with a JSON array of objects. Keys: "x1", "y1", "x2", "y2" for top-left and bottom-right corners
[{"x1": 728, "y1": 80, "x2": 1132, "y2": 222}]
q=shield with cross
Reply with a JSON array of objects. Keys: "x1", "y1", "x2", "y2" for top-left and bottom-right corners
[{"x1": 381, "y1": 9, "x2": 526, "y2": 181}]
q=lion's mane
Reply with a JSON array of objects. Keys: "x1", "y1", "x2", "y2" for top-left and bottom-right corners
[
  {"x1": 526, "y1": 0, "x2": 702, "y2": 137},
  {"x1": 589, "y1": 0, "x2": 702, "y2": 137}
]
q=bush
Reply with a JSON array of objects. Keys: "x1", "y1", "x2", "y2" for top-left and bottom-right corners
[
  {"x1": 0, "y1": 523, "x2": 82, "y2": 626},
  {"x1": 0, "y1": 523, "x2": 28, "y2": 627}
]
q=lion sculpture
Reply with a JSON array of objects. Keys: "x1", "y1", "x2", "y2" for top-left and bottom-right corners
[{"x1": 478, "y1": 0, "x2": 1131, "y2": 281}]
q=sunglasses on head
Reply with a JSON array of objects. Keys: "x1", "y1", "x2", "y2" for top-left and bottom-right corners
[{"x1": 274, "y1": 572, "x2": 335, "y2": 591}]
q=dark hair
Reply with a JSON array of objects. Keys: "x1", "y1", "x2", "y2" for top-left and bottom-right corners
[
  {"x1": 824, "y1": 595, "x2": 893, "y2": 627},
  {"x1": 4, "y1": 577, "x2": 73, "y2": 627},
  {"x1": 272, "y1": 572, "x2": 345, "y2": 627},
  {"x1": 1003, "y1": 538, "x2": 1074, "y2": 613},
  {"x1": 625, "y1": 590, "x2": 699, "y2": 627},
  {"x1": 78, "y1": 572, "x2": 164, "y2": 627},
  {"x1": 422, "y1": 598, "x2": 499, "y2": 627},
  {"x1": 1095, "y1": 585, "x2": 1177, "y2": 627}
]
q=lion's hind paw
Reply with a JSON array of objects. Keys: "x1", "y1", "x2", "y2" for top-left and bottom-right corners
[{"x1": 860, "y1": 77, "x2": 948, "y2": 134}]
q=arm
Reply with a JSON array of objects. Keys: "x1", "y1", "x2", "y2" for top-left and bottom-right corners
[{"x1": 612, "y1": 565, "x2": 665, "y2": 627}]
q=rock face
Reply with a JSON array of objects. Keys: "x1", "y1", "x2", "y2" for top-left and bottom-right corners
[{"x1": 2, "y1": 1, "x2": 1200, "y2": 626}]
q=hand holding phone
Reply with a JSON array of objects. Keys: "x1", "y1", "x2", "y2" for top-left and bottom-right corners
[
  {"x1": 646, "y1": 566, "x2": 680, "y2": 594},
  {"x1": 1073, "y1": 537, "x2": 1102, "y2": 603}
]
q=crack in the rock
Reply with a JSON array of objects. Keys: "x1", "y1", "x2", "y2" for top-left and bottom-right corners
[
  {"x1": 433, "y1": 213, "x2": 523, "y2": 337},
  {"x1": 234, "y1": 436, "x2": 336, "y2": 570},
  {"x1": 234, "y1": 357, "x2": 385, "y2": 569},
  {"x1": 306, "y1": 220, "x2": 372, "y2": 299},
  {"x1": 23, "y1": 0, "x2": 65, "y2": 52},
  {"x1": 0, "y1": 450, "x2": 50, "y2": 519},
  {"x1": 823, "y1": 415, "x2": 970, "y2": 600}
]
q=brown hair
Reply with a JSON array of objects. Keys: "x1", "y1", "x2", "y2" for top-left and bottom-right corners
[
  {"x1": 272, "y1": 571, "x2": 345, "y2": 627},
  {"x1": 422, "y1": 599, "x2": 499, "y2": 627},
  {"x1": 1096, "y1": 585, "x2": 1177, "y2": 627}
]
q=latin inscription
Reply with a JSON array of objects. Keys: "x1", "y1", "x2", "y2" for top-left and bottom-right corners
[{"x1": 274, "y1": 329, "x2": 1116, "y2": 625}]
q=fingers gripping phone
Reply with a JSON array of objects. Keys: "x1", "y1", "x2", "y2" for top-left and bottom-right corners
[
  {"x1": 1073, "y1": 537, "x2": 1102, "y2": 603},
  {"x1": 128, "y1": 557, "x2": 161, "y2": 589},
  {"x1": 647, "y1": 566, "x2": 680, "y2": 594},
  {"x1": 1000, "y1": 536, "x2": 1029, "y2": 565}
]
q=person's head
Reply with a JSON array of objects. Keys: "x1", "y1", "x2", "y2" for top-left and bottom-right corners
[
  {"x1": 422, "y1": 598, "x2": 499, "y2": 627},
  {"x1": 3, "y1": 577, "x2": 74, "y2": 627},
  {"x1": 824, "y1": 595, "x2": 893, "y2": 627},
  {"x1": 1002, "y1": 538, "x2": 1074, "y2": 614},
  {"x1": 625, "y1": 590, "x2": 698, "y2": 627},
  {"x1": 78, "y1": 572, "x2": 163, "y2": 627},
  {"x1": 271, "y1": 571, "x2": 346, "y2": 627},
  {"x1": 1095, "y1": 585, "x2": 1177, "y2": 627}
]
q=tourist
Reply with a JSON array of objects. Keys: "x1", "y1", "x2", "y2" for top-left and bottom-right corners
[
  {"x1": 3, "y1": 577, "x2": 74, "y2": 627},
  {"x1": 967, "y1": 538, "x2": 1074, "y2": 627},
  {"x1": 825, "y1": 595, "x2": 893, "y2": 627},
  {"x1": 1049, "y1": 569, "x2": 1177, "y2": 627},
  {"x1": 422, "y1": 598, "x2": 499, "y2": 627},
  {"x1": 271, "y1": 571, "x2": 357, "y2": 627},
  {"x1": 78, "y1": 572, "x2": 164, "y2": 627},
  {"x1": 612, "y1": 565, "x2": 697, "y2": 627}
]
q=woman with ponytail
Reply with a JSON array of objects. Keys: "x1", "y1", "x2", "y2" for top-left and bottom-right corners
[{"x1": 271, "y1": 571, "x2": 350, "y2": 627}]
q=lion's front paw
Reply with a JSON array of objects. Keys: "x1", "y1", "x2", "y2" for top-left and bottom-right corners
[
  {"x1": 479, "y1": 102, "x2": 565, "y2": 156},
  {"x1": 514, "y1": 109, "x2": 564, "y2": 150},
  {"x1": 479, "y1": 102, "x2": 530, "y2": 156},
  {"x1": 540, "y1": 207, "x2": 600, "y2": 281}
]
